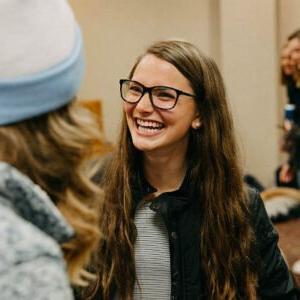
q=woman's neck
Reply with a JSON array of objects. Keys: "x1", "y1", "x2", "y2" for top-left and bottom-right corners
[{"x1": 143, "y1": 149, "x2": 187, "y2": 194}]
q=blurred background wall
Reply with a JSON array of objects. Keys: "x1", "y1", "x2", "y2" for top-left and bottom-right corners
[{"x1": 69, "y1": 0, "x2": 300, "y2": 187}]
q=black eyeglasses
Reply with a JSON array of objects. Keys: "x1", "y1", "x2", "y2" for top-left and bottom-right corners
[{"x1": 119, "y1": 79, "x2": 196, "y2": 110}]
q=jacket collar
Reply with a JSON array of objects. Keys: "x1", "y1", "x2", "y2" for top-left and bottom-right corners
[
  {"x1": 131, "y1": 167, "x2": 195, "y2": 214},
  {"x1": 0, "y1": 161, "x2": 74, "y2": 243}
]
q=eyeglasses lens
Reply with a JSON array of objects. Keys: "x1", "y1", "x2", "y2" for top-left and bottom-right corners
[{"x1": 121, "y1": 80, "x2": 177, "y2": 109}]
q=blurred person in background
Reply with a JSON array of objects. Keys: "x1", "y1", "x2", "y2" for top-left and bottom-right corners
[
  {"x1": 278, "y1": 29, "x2": 300, "y2": 187},
  {"x1": 279, "y1": 28, "x2": 300, "y2": 280}
]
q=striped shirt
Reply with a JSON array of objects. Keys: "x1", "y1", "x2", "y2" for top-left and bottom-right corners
[
  {"x1": 133, "y1": 201, "x2": 171, "y2": 299},
  {"x1": 113, "y1": 201, "x2": 171, "y2": 300}
]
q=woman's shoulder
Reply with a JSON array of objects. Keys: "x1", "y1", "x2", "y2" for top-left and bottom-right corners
[
  {"x1": 246, "y1": 186, "x2": 262, "y2": 208},
  {"x1": 0, "y1": 161, "x2": 74, "y2": 242},
  {"x1": 0, "y1": 201, "x2": 64, "y2": 269},
  {"x1": 0, "y1": 161, "x2": 73, "y2": 265},
  {"x1": 0, "y1": 202, "x2": 73, "y2": 299},
  {"x1": 246, "y1": 186, "x2": 269, "y2": 217},
  {"x1": 245, "y1": 187, "x2": 278, "y2": 242},
  {"x1": 245, "y1": 188, "x2": 298, "y2": 298},
  {"x1": 0, "y1": 162, "x2": 74, "y2": 299}
]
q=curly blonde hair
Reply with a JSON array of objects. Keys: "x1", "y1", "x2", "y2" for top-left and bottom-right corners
[{"x1": 0, "y1": 100, "x2": 105, "y2": 286}]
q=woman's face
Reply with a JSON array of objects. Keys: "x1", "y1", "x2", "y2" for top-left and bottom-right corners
[
  {"x1": 281, "y1": 38, "x2": 300, "y2": 76},
  {"x1": 123, "y1": 54, "x2": 200, "y2": 156}
]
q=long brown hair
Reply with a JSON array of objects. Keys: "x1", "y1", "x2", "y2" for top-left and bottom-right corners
[
  {"x1": 0, "y1": 100, "x2": 105, "y2": 286},
  {"x1": 93, "y1": 40, "x2": 258, "y2": 299}
]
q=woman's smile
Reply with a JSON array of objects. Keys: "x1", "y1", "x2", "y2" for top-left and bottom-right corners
[{"x1": 135, "y1": 118, "x2": 165, "y2": 135}]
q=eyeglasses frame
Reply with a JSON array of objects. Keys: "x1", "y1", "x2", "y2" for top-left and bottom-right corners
[{"x1": 119, "y1": 79, "x2": 196, "y2": 110}]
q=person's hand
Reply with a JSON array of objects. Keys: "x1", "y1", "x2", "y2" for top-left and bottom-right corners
[
  {"x1": 283, "y1": 119, "x2": 293, "y2": 131},
  {"x1": 281, "y1": 37, "x2": 300, "y2": 82},
  {"x1": 279, "y1": 162, "x2": 295, "y2": 183}
]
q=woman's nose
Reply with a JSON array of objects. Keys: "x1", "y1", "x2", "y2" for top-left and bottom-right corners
[{"x1": 135, "y1": 92, "x2": 154, "y2": 112}]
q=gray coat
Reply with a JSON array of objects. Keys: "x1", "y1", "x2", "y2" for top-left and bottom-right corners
[{"x1": 0, "y1": 162, "x2": 75, "y2": 300}]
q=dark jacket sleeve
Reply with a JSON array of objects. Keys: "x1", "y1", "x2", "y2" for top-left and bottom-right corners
[{"x1": 249, "y1": 188, "x2": 298, "y2": 299}]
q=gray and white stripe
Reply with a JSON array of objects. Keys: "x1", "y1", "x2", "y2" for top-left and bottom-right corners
[{"x1": 133, "y1": 201, "x2": 171, "y2": 300}]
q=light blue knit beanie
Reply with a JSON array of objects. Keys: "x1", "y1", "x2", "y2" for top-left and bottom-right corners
[{"x1": 0, "y1": 0, "x2": 84, "y2": 125}]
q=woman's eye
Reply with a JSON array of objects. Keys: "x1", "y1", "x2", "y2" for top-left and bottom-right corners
[
  {"x1": 129, "y1": 85, "x2": 143, "y2": 94},
  {"x1": 156, "y1": 91, "x2": 176, "y2": 100}
]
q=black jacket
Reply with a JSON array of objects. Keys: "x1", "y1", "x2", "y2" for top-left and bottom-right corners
[
  {"x1": 287, "y1": 80, "x2": 300, "y2": 125},
  {"x1": 88, "y1": 172, "x2": 298, "y2": 300}
]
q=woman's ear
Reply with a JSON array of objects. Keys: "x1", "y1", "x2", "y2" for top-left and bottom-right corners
[{"x1": 191, "y1": 116, "x2": 201, "y2": 129}]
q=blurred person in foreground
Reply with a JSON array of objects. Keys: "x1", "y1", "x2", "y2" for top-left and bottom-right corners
[{"x1": 0, "y1": 0, "x2": 104, "y2": 299}]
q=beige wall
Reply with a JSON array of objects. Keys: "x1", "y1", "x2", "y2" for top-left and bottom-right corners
[
  {"x1": 70, "y1": 0, "x2": 300, "y2": 186},
  {"x1": 279, "y1": 0, "x2": 300, "y2": 43},
  {"x1": 219, "y1": 0, "x2": 279, "y2": 186}
]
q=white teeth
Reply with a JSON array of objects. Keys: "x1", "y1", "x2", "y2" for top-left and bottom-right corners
[
  {"x1": 138, "y1": 126, "x2": 161, "y2": 133},
  {"x1": 136, "y1": 118, "x2": 164, "y2": 129}
]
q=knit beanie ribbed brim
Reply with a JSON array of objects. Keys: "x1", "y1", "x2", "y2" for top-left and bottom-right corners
[{"x1": 0, "y1": 0, "x2": 84, "y2": 125}]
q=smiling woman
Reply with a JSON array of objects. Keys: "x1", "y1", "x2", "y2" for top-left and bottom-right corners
[
  {"x1": 122, "y1": 54, "x2": 200, "y2": 156},
  {"x1": 80, "y1": 40, "x2": 298, "y2": 300}
]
